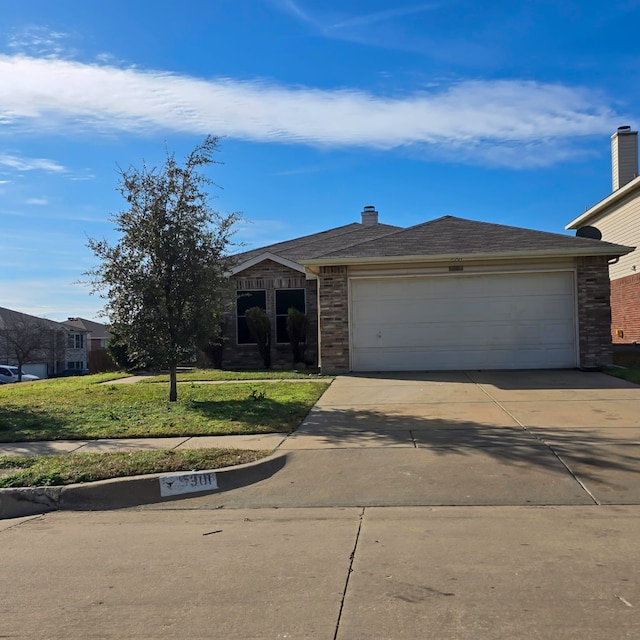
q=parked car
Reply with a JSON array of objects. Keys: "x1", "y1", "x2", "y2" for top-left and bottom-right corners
[{"x1": 0, "y1": 365, "x2": 40, "y2": 384}]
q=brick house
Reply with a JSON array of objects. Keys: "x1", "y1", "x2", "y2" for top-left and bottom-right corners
[
  {"x1": 566, "y1": 126, "x2": 640, "y2": 344},
  {"x1": 0, "y1": 306, "x2": 89, "y2": 377},
  {"x1": 227, "y1": 207, "x2": 632, "y2": 374}
]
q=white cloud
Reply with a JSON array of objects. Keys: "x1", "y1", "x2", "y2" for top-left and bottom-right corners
[
  {"x1": 25, "y1": 197, "x2": 48, "y2": 205},
  {"x1": 0, "y1": 153, "x2": 65, "y2": 172},
  {"x1": 329, "y1": 3, "x2": 442, "y2": 29},
  {"x1": 7, "y1": 26, "x2": 73, "y2": 58},
  {"x1": 0, "y1": 54, "x2": 623, "y2": 166}
]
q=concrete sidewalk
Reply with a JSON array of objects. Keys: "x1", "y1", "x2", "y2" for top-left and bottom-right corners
[{"x1": 0, "y1": 433, "x2": 288, "y2": 457}]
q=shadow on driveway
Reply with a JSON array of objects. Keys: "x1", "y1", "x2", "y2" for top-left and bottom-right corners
[{"x1": 292, "y1": 407, "x2": 640, "y2": 494}]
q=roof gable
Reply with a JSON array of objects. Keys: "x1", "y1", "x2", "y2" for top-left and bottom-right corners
[
  {"x1": 229, "y1": 252, "x2": 306, "y2": 276},
  {"x1": 566, "y1": 175, "x2": 640, "y2": 230},
  {"x1": 231, "y1": 221, "x2": 401, "y2": 273}
]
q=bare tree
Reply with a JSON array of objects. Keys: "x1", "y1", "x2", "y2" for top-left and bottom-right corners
[{"x1": 0, "y1": 313, "x2": 51, "y2": 381}]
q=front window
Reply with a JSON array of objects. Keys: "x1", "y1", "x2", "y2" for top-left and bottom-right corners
[
  {"x1": 275, "y1": 289, "x2": 306, "y2": 343},
  {"x1": 236, "y1": 290, "x2": 267, "y2": 344}
]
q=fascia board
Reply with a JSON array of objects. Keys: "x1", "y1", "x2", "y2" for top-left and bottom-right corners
[
  {"x1": 566, "y1": 176, "x2": 640, "y2": 229},
  {"x1": 300, "y1": 246, "x2": 635, "y2": 267}
]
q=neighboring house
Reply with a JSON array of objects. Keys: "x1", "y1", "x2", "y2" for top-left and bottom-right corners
[
  {"x1": 63, "y1": 317, "x2": 111, "y2": 351},
  {"x1": 228, "y1": 206, "x2": 632, "y2": 374},
  {"x1": 566, "y1": 126, "x2": 640, "y2": 344},
  {"x1": 0, "y1": 306, "x2": 89, "y2": 377}
]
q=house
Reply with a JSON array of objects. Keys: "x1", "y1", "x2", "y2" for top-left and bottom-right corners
[
  {"x1": 566, "y1": 126, "x2": 640, "y2": 344},
  {"x1": 0, "y1": 306, "x2": 89, "y2": 377},
  {"x1": 63, "y1": 317, "x2": 111, "y2": 351},
  {"x1": 227, "y1": 207, "x2": 632, "y2": 374}
]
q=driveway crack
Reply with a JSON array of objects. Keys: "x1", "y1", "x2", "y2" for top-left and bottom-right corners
[
  {"x1": 334, "y1": 506, "x2": 365, "y2": 640},
  {"x1": 464, "y1": 372, "x2": 600, "y2": 506}
]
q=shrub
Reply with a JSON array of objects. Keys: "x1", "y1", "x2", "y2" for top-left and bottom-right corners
[
  {"x1": 246, "y1": 307, "x2": 271, "y2": 368},
  {"x1": 287, "y1": 308, "x2": 308, "y2": 364}
]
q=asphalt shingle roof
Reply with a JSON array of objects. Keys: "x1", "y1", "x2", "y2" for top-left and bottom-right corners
[
  {"x1": 309, "y1": 216, "x2": 634, "y2": 260},
  {"x1": 233, "y1": 215, "x2": 633, "y2": 271},
  {"x1": 233, "y1": 222, "x2": 401, "y2": 264}
]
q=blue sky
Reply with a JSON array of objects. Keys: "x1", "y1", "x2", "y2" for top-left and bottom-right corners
[{"x1": 1, "y1": 0, "x2": 638, "y2": 321}]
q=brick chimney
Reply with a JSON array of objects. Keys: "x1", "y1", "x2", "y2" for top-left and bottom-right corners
[
  {"x1": 361, "y1": 205, "x2": 378, "y2": 226},
  {"x1": 611, "y1": 126, "x2": 638, "y2": 190}
]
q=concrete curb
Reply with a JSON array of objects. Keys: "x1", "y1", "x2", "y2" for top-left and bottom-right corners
[{"x1": 0, "y1": 452, "x2": 288, "y2": 520}]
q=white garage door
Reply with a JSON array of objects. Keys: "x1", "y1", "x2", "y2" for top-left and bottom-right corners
[{"x1": 350, "y1": 272, "x2": 577, "y2": 371}]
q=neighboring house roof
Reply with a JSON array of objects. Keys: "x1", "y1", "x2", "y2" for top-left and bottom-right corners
[
  {"x1": 0, "y1": 306, "x2": 73, "y2": 333},
  {"x1": 63, "y1": 317, "x2": 110, "y2": 340},
  {"x1": 232, "y1": 221, "x2": 402, "y2": 271},
  {"x1": 565, "y1": 175, "x2": 640, "y2": 230},
  {"x1": 301, "y1": 216, "x2": 634, "y2": 265}
]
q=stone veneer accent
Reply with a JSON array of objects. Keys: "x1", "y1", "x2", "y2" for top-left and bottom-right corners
[
  {"x1": 576, "y1": 256, "x2": 614, "y2": 368},
  {"x1": 610, "y1": 272, "x2": 640, "y2": 344},
  {"x1": 317, "y1": 265, "x2": 350, "y2": 373},
  {"x1": 224, "y1": 260, "x2": 318, "y2": 370}
]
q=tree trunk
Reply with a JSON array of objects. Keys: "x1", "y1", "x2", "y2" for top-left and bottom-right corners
[{"x1": 169, "y1": 366, "x2": 178, "y2": 402}]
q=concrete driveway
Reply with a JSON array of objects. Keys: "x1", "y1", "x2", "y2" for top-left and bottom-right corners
[{"x1": 165, "y1": 369, "x2": 640, "y2": 510}]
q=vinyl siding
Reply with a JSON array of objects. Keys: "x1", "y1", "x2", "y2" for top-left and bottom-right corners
[{"x1": 588, "y1": 195, "x2": 640, "y2": 280}]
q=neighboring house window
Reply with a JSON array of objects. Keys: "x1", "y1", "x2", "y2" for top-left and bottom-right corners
[
  {"x1": 67, "y1": 361, "x2": 84, "y2": 370},
  {"x1": 67, "y1": 333, "x2": 84, "y2": 349},
  {"x1": 236, "y1": 290, "x2": 267, "y2": 344},
  {"x1": 275, "y1": 289, "x2": 306, "y2": 343}
]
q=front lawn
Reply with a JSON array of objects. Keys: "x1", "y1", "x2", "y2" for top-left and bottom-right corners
[{"x1": 0, "y1": 374, "x2": 330, "y2": 442}]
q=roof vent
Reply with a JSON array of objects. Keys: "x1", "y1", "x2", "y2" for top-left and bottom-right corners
[{"x1": 361, "y1": 205, "x2": 378, "y2": 226}]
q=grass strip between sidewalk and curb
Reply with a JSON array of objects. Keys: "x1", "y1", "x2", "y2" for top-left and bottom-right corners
[
  {"x1": 0, "y1": 448, "x2": 270, "y2": 488},
  {"x1": 0, "y1": 374, "x2": 331, "y2": 442}
]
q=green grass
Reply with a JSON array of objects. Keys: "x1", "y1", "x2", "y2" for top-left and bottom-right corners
[
  {"x1": 137, "y1": 369, "x2": 330, "y2": 383},
  {"x1": 0, "y1": 448, "x2": 269, "y2": 488},
  {"x1": 0, "y1": 374, "x2": 330, "y2": 442},
  {"x1": 603, "y1": 365, "x2": 640, "y2": 386}
]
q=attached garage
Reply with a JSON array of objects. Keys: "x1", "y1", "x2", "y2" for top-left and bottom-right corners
[
  {"x1": 233, "y1": 212, "x2": 632, "y2": 373},
  {"x1": 350, "y1": 271, "x2": 578, "y2": 371}
]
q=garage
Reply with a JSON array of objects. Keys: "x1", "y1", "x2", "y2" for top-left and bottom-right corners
[{"x1": 350, "y1": 271, "x2": 577, "y2": 371}]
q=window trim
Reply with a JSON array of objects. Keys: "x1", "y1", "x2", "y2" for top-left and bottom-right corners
[
  {"x1": 275, "y1": 288, "x2": 306, "y2": 345},
  {"x1": 236, "y1": 289, "x2": 267, "y2": 345}
]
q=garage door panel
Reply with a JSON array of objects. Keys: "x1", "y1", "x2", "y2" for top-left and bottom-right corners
[
  {"x1": 354, "y1": 345, "x2": 576, "y2": 371},
  {"x1": 350, "y1": 273, "x2": 577, "y2": 371},
  {"x1": 355, "y1": 295, "x2": 573, "y2": 326},
  {"x1": 354, "y1": 320, "x2": 575, "y2": 350}
]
